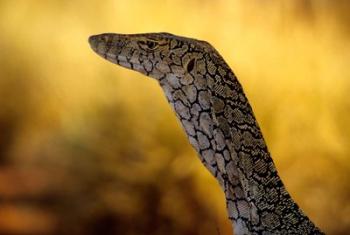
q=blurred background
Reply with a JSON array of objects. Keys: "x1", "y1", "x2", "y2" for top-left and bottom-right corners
[{"x1": 0, "y1": 0, "x2": 349, "y2": 234}]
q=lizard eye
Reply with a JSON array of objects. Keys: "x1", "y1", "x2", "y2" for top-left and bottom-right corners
[
  {"x1": 139, "y1": 40, "x2": 159, "y2": 50},
  {"x1": 146, "y1": 41, "x2": 158, "y2": 49}
]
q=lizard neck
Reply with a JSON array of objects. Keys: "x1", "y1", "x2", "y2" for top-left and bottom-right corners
[{"x1": 159, "y1": 56, "x2": 323, "y2": 234}]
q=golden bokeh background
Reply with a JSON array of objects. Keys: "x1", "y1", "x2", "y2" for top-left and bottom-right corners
[{"x1": 0, "y1": 1, "x2": 349, "y2": 234}]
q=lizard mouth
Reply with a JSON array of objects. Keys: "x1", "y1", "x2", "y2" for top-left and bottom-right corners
[{"x1": 105, "y1": 53, "x2": 147, "y2": 73}]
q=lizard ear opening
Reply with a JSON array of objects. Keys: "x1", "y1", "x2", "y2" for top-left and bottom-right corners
[{"x1": 186, "y1": 58, "x2": 196, "y2": 74}]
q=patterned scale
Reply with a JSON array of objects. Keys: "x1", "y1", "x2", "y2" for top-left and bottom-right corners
[{"x1": 89, "y1": 32, "x2": 324, "y2": 235}]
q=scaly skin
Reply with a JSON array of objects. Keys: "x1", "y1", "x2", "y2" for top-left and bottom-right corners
[{"x1": 88, "y1": 32, "x2": 324, "y2": 235}]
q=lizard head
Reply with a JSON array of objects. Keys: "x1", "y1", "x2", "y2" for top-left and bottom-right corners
[{"x1": 88, "y1": 32, "x2": 218, "y2": 84}]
